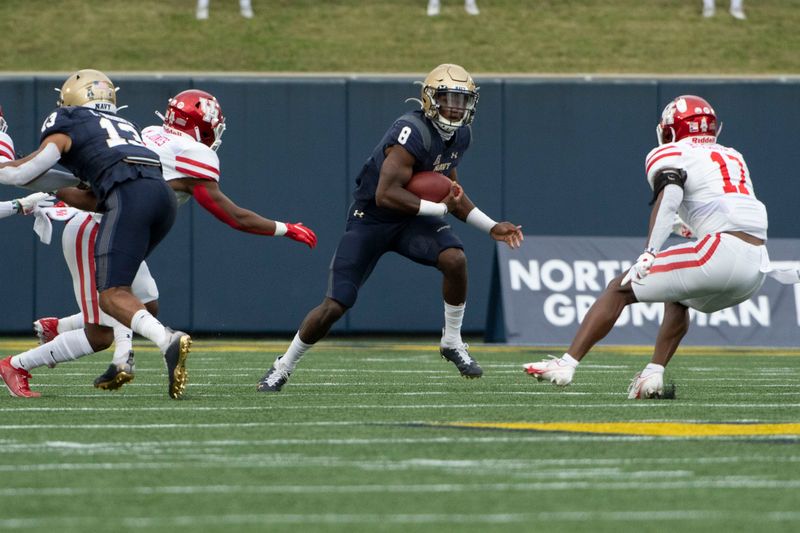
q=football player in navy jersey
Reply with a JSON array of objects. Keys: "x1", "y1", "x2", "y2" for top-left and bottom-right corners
[
  {"x1": 0, "y1": 70, "x2": 191, "y2": 399},
  {"x1": 258, "y1": 64, "x2": 524, "y2": 392}
]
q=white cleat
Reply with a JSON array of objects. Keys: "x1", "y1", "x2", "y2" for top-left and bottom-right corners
[
  {"x1": 196, "y1": 8, "x2": 209, "y2": 20},
  {"x1": 729, "y1": 8, "x2": 746, "y2": 20},
  {"x1": 702, "y1": 7, "x2": 715, "y2": 17},
  {"x1": 523, "y1": 356, "x2": 575, "y2": 386},
  {"x1": 465, "y1": 1, "x2": 480, "y2": 15},
  {"x1": 241, "y1": 7, "x2": 254, "y2": 18},
  {"x1": 627, "y1": 371, "x2": 664, "y2": 399}
]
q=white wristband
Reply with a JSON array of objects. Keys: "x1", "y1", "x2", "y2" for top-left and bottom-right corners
[
  {"x1": 466, "y1": 207, "x2": 497, "y2": 234},
  {"x1": 273, "y1": 221, "x2": 287, "y2": 236},
  {"x1": 417, "y1": 199, "x2": 448, "y2": 217}
]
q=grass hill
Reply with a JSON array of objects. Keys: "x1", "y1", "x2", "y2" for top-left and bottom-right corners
[{"x1": 1, "y1": 0, "x2": 798, "y2": 74}]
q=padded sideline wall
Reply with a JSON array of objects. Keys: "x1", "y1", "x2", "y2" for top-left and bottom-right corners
[{"x1": 0, "y1": 75, "x2": 797, "y2": 334}]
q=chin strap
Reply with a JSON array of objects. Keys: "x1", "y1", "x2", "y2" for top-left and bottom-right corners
[{"x1": 431, "y1": 120, "x2": 454, "y2": 141}]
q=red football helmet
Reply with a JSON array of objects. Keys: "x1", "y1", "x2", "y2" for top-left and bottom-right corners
[
  {"x1": 162, "y1": 90, "x2": 226, "y2": 150},
  {"x1": 657, "y1": 95, "x2": 718, "y2": 145}
]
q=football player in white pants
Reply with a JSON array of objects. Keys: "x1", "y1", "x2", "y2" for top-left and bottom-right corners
[
  {"x1": 27, "y1": 89, "x2": 317, "y2": 393},
  {"x1": 524, "y1": 95, "x2": 795, "y2": 399},
  {"x1": 32, "y1": 205, "x2": 159, "y2": 389}
]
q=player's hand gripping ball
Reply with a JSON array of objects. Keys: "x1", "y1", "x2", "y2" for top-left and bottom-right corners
[{"x1": 405, "y1": 171, "x2": 453, "y2": 202}]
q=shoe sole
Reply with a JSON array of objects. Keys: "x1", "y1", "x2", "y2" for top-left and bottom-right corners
[
  {"x1": 169, "y1": 335, "x2": 192, "y2": 400},
  {"x1": 94, "y1": 372, "x2": 135, "y2": 391},
  {"x1": 524, "y1": 367, "x2": 573, "y2": 386}
]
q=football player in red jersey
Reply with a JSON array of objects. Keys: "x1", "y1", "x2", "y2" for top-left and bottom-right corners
[
  {"x1": 20, "y1": 89, "x2": 318, "y2": 394},
  {"x1": 524, "y1": 95, "x2": 797, "y2": 399},
  {"x1": 257, "y1": 64, "x2": 523, "y2": 392}
]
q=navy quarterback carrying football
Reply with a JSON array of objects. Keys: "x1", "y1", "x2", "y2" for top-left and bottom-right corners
[{"x1": 257, "y1": 63, "x2": 523, "y2": 393}]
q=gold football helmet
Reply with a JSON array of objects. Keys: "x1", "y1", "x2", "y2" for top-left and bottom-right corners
[
  {"x1": 420, "y1": 64, "x2": 479, "y2": 133},
  {"x1": 57, "y1": 69, "x2": 117, "y2": 112}
]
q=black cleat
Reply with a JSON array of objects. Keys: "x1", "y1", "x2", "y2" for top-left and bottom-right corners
[
  {"x1": 93, "y1": 351, "x2": 135, "y2": 391},
  {"x1": 440, "y1": 344, "x2": 483, "y2": 378},
  {"x1": 164, "y1": 330, "x2": 191, "y2": 399},
  {"x1": 256, "y1": 364, "x2": 290, "y2": 392}
]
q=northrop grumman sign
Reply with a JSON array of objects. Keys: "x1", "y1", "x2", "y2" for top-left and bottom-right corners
[{"x1": 487, "y1": 236, "x2": 800, "y2": 347}]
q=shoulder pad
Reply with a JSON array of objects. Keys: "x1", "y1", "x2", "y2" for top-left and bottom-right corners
[
  {"x1": 174, "y1": 142, "x2": 220, "y2": 181},
  {"x1": 397, "y1": 112, "x2": 431, "y2": 152}
]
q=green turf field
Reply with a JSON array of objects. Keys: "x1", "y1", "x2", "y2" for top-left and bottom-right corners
[
  {"x1": 1, "y1": 338, "x2": 798, "y2": 532},
  {"x1": 1, "y1": 0, "x2": 799, "y2": 74}
]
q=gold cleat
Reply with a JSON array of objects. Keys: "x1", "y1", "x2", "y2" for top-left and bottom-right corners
[{"x1": 164, "y1": 331, "x2": 191, "y2": 399}]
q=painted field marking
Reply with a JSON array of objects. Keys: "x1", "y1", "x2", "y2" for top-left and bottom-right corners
[
  {"x1": 441, "y1": 421, "x2": 800, "y2": 436},
  {"x1": 2, "y1": 339, "x2": 799, "y2": 356}
]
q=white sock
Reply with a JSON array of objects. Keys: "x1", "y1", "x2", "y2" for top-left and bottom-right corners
[
  {"x1": 642, "y1": 363, "x2": 665, "y2": 376},
  {"x1": 704, "y1": 0, "x2": 715, "y2": 9},
  {"x1": 11, "y1": 329, "x2": 93, "y2": 371},
  {"x1": 561, "y1": 353, "x2": 579, "y2": 366},
  {"x1": 441, "y1": 302, "x2": 465, "y2": 347},
  {"x1": 130, "y1": 309, "x2": 170, "y2": 353},
  {"x1": 112, "y1": 325, "x2": 134, "y2": 366},
  {"x1": 730, "y1": 0, "x2": 742, "y2": 11},
  {"x1": 197, "y1": 0, "x2": 209, "y2": 10},
  {"x1": 240, "y1": 0, "x2": 251, "y2": 9},
  {"x1": 277, "y1": 332, "x2": 313, "y2": 374},
  {"x1": 58, "y1": 312, "x2": 85, "y2": 334}
]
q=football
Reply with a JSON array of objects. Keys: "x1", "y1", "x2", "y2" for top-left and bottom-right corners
[{"x1": 405, "y1": 171, "x2": 453, "y2": 202}]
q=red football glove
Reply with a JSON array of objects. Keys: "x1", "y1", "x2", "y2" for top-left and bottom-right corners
[{"x1": 285, "y1": 222, "x2": 317, "y2": 249}]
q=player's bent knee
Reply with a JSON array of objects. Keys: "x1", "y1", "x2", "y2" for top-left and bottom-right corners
[
  {"x1": 84, "y1": 324, "x2": 114, "y2": 352},
  {"x1": 437, "y1": 248, "x2": 467, "y2": 274},
  {"x1": 319, "y1": 298, "x2": 348, "y2": 323}
]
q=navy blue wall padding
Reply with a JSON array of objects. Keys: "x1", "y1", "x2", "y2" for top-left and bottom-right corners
[{"x1": 1, "y1": 75, "x2": 796, "y2": 334}]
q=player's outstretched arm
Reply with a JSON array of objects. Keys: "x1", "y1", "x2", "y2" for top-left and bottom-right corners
[
  {"x1": 0, "y1": 134, "x2": 70, "y2": 188},
  {"x1": 175, "y1": 178, "x2": 317, "y2": 248}
]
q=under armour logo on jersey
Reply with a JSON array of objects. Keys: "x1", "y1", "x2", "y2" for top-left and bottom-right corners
[
  {"x1": 353, "y1": 209, "x2": 365, "y2": 218},
  {"x1": 450, "y1": 152, "x2": 459, "y2": 159}
]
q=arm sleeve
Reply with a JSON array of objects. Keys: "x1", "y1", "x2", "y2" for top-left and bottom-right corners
[
  {"x1": 0, "y1": 143, "x2": 61, "y2": 187},
  {"x1": 646, "y1": 184, "x2": 684, "y2": 253}
]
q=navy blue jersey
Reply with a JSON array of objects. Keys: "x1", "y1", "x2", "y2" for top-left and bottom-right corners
[
  {"x1": 352, "y1": 110, "x2": 472, "y2": 220},
  {"x1": 40, "y1": 106, "x2": 161, "y2": 201}
]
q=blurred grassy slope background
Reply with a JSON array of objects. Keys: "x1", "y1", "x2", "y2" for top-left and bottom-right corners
[{"x1": 1, "y1": 0, "x2": 798, "y2": 74}]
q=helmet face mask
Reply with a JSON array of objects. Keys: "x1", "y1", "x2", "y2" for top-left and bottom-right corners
[
  {"x1": 57, "y1": 69, "x2": 117, "y2": 113},
  {"x1": 162, "y1": 90, "x2": 226, "y2": 150},
  {"x1": 657, "y1": 95, "x2": 718, "y2": 145},
  {"x1": 421, "y1": 64, "x2": 479, "y2": 133}
]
